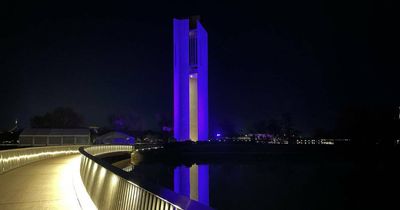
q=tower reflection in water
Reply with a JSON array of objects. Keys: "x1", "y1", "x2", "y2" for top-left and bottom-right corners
[{"x1": 174, "y1": 164, "x2": 209, "y2": 205}]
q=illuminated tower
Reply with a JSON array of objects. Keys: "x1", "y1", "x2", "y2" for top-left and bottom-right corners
[
  {"x1": 173, "y1": 16, "x2": 209, "y2": 205},
  {"x1": 174, "y1": 16, "x2": 208, "y2": 142}
]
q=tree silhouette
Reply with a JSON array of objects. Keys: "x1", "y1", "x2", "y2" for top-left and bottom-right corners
[
  {"x1": 334, "y1": 105, "x2": 399, "y2": 147},
  {"x1": 108, "y1": 112, "x2": 143, "y2": 132},
  {"x1": 269, "y1": 119, "x2": 281, "y2": 135},
  {"x1": 253, "y1": 120, "x2": 268, "y2": 133},
  {"x1": 30, "y1": 107, "x2": 84, "y2": 128}
]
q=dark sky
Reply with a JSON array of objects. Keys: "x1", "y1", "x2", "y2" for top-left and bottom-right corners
[{"x1": 1, "y1": 0, "x2": 397, "y2": 135}]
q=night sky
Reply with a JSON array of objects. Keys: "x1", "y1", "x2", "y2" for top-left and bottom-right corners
[{"x1": 1, "y1": 1, "x2": 396, "y2": 135}]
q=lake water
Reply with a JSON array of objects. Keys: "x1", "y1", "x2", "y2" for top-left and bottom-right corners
[{"x1": 126, "y1": 155, "x2": 399, "y2": 210}]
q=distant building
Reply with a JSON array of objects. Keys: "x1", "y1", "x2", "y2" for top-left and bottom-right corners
[
  {"x1": 19, "y1": 128, "x2": 91, "y2": 145},
  {"x1": 240, "y1": 133, "x2": 288, "y2": 144},
  {"x1": 236, "y1": 136, "x2": 251, "y2": 141},
  {"x1": 296, "y1": 138, "x2": 351, "y2": 145},
  {"x1": 248, "y1": 133, "x2": 270, "y2": 140},
  {"x1": 94, "y1": 131, "x2": 134, "y2": 145}
]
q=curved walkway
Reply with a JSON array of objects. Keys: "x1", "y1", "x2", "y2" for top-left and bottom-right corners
[{"x1": 0, "y1": 155, "x2": 95, "y2": 210}]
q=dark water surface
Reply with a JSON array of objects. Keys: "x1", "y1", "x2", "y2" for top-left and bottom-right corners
[{"x1": 126, "y1": 155, "x2": 399, "y2": 210}]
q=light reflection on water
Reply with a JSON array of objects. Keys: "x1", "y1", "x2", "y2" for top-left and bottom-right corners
[
  {"x1": 125, "y1": 158, "x2": 396, "y2": 210},
  {"x1": 174, "y1": 164, "x2": 209, "y2": 205}
]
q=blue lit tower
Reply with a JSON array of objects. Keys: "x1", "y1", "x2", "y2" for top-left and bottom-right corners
[
  {"x1": 173, "y1": 16, "x2": 208, "y2": 142},
  {"x1": 173, "y1": 16, "x2": 209, "y2": 205}
]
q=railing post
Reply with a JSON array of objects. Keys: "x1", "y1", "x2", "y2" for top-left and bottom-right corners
[{"x1": 0, "y1": 153, "x2": 3, "y2": 174}]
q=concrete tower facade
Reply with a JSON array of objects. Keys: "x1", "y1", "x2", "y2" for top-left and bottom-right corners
[
  {"x1": 173, "y1": 17, "x2": 209, "y2": 205},
  {"x1": 173, "y1": 16, "x2": 208, "y2": 142}
]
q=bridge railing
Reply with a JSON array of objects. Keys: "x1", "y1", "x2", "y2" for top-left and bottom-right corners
[
  {"x1": 80, "y1": 145, "x2": 213, "y2": 210},
  {"x1": 0, "y1": 145, "x2": 83, "y2": 174}
]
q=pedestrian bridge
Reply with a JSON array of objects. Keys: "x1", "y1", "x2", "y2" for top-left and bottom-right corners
[{"x1": 0, "y1": 145, "x2": 212, "y2": 210}]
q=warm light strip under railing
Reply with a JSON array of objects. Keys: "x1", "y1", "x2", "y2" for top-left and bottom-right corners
[{"x1": 0, "y1": 145, "x2": 84, "y2": 174}]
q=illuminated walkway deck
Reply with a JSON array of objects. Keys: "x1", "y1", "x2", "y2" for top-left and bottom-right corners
[{"x1": 0, "y1": 155, "x2": 91, "y2": 210}]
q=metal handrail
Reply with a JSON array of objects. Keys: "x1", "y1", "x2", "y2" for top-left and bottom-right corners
[{"x1": 79, "y1": 145, "x2": 213, "y2": 210}]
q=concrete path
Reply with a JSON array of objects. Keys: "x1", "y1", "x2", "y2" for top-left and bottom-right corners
[{"x1": 0, "y1": 155, "x2": 91, "y2": 210}]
